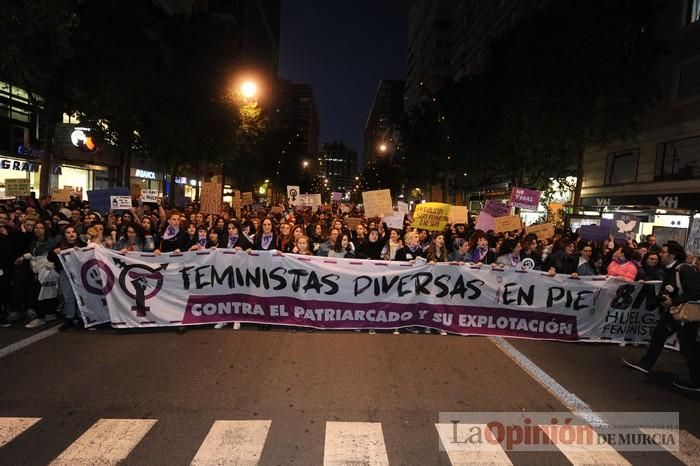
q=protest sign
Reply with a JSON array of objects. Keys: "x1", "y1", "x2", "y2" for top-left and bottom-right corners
[
  {"x1": 510, "y1": 187, "x2": 542, "y2": 210},
  {"x1": 397, "y1": 201, "x2": 409, "y2": 215},
  {"x1": 200, "y1": 182, "x2": 222, "y2": 214},
  {"x1": 686, "y1": 218, "x2": 700, "y2": 255},
  {"x1": 362, "y1": 189, "x2": 393, "y2": 218},
  {"x1": 321, "y1": 204, "x2": 332, "y2": 212},
  {"x1": 88, "y1": 188, "x2": 130, "y2": 214},
  {"x1": 611, "y1": 213, "x2": 640, "y2": 240},
  {"x1": 525, "y1": 223, "x2": 555, "y2": 240},
  {"x1": 580, "y1": 219, "x2": 613, "y2": 241},
  {"x1": 51, "y1": 188, "x2": 73, "y2": 203},
  {"x1": 494, "y1": 215, "x2": 522, "y2": 233},
  {"x1": 270, "y1": 206, "x2": 285, "y2": 214},
  {"x1": 384, "y1": 211, "x2": 405, "y2": 230},
  {"x1": 483, "y1": 200, "x2": 511, "y2": 217},
  {"x1": 242, "y1": 192, "x2": 254, "y2": 205},
  {"x1": 61, "y1": 248, "x2": 664, "y2": 346},
  {"x1": 412, "y1": 202, "x2": 450, "y2": 231},
  {"x1": 299, "y1": 194, "x2": 322, "y2": 209},
  {"x1": 131, "y1": 184, "x2": 141, "y2": 200},
  {"x1": 345, "y1": 217, "x2": 363, "y2": 230},
  {"x1": 141, "y1": 189, "x2": 159, "y2": 203},
  {"x1": 4, "y1": 178, "x2": 30, "y2": 197},
  {"x1": 109, "y1": 196, "x2": 132, "y2": 210},
  {"x1": 475, "y1": 212, "x2": 496, "y2": 232},
  {"x1": 287, "y1": 185, "x2": 300, "y2": 204},
  {"x1": 331, "y1": 192, "x2": 343, "y2": 202},
  {"x1": 448, "y1": 205, "x2": 468, "y2": 225}
]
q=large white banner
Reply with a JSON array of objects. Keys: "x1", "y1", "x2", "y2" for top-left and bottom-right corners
[{"x1": 60, "y1": 249, "x2": 664, "y2": 342}]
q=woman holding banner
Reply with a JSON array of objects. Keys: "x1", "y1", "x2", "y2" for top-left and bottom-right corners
[
  {"x1": 253, "y1": 218, "x2": 277, "y2": 252},
  {"x1": 224, "y1": 222, "x2": 251, "y2": 251},
  {"x1": 469, "y1": 231, "x2": 496, "y2": 265}
]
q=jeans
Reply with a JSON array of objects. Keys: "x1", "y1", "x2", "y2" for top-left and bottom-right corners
[{"x1": 59, "y1": 270, "x2": 78, "y2": 320}]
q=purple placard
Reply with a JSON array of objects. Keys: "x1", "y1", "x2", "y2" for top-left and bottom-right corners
[
  {"x1": 475, "y1": 211, "x2": 496, "y2": 232},
  {"x1": 579, "y1": 218, "x2": 613, "y2": 241},
  {"x1": 331, "y1": 192, "x2": 342, "y2": 201},
  {"x1": 483, "y1": 200, "x2": 511, "y2": 218},
  {"x1": 181, "y1": 294, "x2": 579, "y2": 340},
  {"x1": 510, "y1": 187, "x2": 542, "y2": 210}
]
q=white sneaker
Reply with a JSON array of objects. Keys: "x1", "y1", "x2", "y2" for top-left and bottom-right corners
[
  {"x1": 25, "y1": 318, "x2": 45, "y2": 328},
  {"x1": 44, "y1": 313, "x2": 57, "y2": 322},
  {"x1": 393, "y1": 329, "x2": 400, "y2": 335},
  {"x1": 214, "y1": 322, "x2": 227, "y2": 329},
  {"x1": 369, "y1": 329, "x2": 376, "y2": 334},
  {"x1": 619, "y1": 342, "x2": 626, "y2": 347},
  {"x1": 233, "y1": 322, "x2": 241, "y2": 330},
  {"x1": 440, "y1": 330, "x2": 447, "y2": 336},
  {"x1": 424, "y1": 328, "x2": 431, "y2": 334}
]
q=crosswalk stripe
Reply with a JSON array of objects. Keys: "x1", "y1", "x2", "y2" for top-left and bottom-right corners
[
  {"x1": 435, "y1": 423, "x2": 513, "y2": 465},
  {"x1": 0, "y1": 417, "x2": 41, "y2": 447},
  {"x1": 49, "y1": 418, "x2": 157, "y2": 466},
  {"x1": 641, "y1": 428, "x2": 700, "y2": 466},
  {"x1": 190, "y1": 420, "x2": 271, "y2": 465},
  {"x1": 324, "y1": 421, "x2": 390, "y2": 466},
  {"x1": 538, "y1": 424, "x2": 631, "y2": 465}
]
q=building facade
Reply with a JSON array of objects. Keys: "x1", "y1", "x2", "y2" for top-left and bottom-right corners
[
  {"x1": 363, "y1": 80, "x2": 405, "y2": 169},
  {"x1": 579, "y1": 0, "x2": 700, "y2": 246},
  {"x1": 317, "y1": 142, "x2": 358, "y2": 196}
]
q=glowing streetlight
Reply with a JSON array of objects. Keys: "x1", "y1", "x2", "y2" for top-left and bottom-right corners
[
  {"x1": 240, "y1": 80, "x2": 258, "y2": 100},
  {"x1": 378, "y1": 143, "x2": 388, "y2": 153},
  {"x1": 302, "y1": 160, "x2": 309, "y2": 168}
]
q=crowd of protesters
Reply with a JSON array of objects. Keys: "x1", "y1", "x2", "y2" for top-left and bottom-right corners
[{"x1": 0, "y1": 193, "x2": 698, "y2": 390}]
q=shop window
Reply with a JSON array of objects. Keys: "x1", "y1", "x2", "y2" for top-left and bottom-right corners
[
  {"x1": 58, "y1": 166, "x2": 91, "y2": 199},
  {"x1": 655, "y1": 135, "x2": 700, "y2": 181},
  {"x1": 605, "y1": 149, "x2": 639, "y2": 185}
]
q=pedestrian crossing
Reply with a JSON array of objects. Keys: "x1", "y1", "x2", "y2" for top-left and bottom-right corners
[{"x1": 0, "y1": 417, "x2": 697, "y2": 465}]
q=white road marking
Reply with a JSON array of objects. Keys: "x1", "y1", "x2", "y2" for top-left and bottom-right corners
[
  {"x1": 0, "y1": 325, "x2": 61, "y2": 359},
  {"x1": 489, "y1": 336, "x2": 608, "y2": 427},
  {"x1": 641, "y1": 428, "x2": 700, "y2": 466},
  {"x1": 190, "y1": 420, "x2": 271, "y2": 465},
  {"x1": 49, "y1": 418, "x2": 156, "y2": 465},
  {"x1": 324, "y1": 421, "x2": 390, "y2": 466},
  {"x1": 539, "y1": 424, "x2": 631, "y2": 465},
  {"x1": 435, "y1": 423, "x2": 513, "y2": 465},
  {"x1": 0, "y1": 417, "x2": 41, "y2": 447}
]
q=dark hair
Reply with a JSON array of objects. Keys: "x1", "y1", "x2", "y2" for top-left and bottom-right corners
[
  {"x1": 469, "y1": 231, "x2": 489, "y2": 250},
  {"x1": 498, "y1": 239, "x2": 519, "y2": 256},
  {"x1": 617, "y1": 245, "x2": 635, "y2": 261},
  {"x1": 642, "y1": 251, "x2": 659, "y2": 266},
  {"x1": 664, "y1": 241, "x2": 686, "y2": 262},
  {"x1": 334, "y1": 233, "x2": 351, "y2": 253}
]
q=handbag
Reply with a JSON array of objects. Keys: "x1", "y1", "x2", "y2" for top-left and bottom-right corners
[{"x1": 669, "y1": 264, "x2": 700, "y2": 322}]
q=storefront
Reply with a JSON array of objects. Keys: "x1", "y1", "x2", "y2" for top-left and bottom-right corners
[
  {"x1": 0, "y1": 155, "x2": 42, "y2": 198},
  {"x1": 130, "y1": 167, "x2": 163, "y2": 194}
]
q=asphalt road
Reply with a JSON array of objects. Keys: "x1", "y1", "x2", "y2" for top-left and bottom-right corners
[{"x1": 0, "y1": 323, "x2": 698, "y2": 465}]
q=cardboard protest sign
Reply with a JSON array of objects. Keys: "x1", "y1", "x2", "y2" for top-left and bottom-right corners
[
  {"x1": 331, "y1": 192, "x2": 342, "y2": 202},
  {"x1": 412, "y1": 202, "x2": 450, "y2": 231},
  {"x1": 242, "y1": 192, "x2": 254, "y2": 205},
  {"x1": 4, "y1": 178, "x2": 31, "y2": 197},
  {"x1": 345, "y1": 217, "x2": 363, "y2": 230},
  {"x1": 384, "y1": 211, "x2": 405, "y2": 230},
  {"x1": 611, "y1": 213, "x2": 640, "y2": 240},
  {"x1": 88, "y1": 188, "x2": 130, "y2": 214},
  {"x1": 510, "y1": 187, "x2": 542, "y2": 210},
  {"x1": 580, "y1": 219, "x2": 613, "y2": 241},
  {"x1": 131, "y1": 184, "x2": 142, "y2": 200},
  {"x1": 362, "y1": 189, "x2": 393, "y2": 218},
  {"x1": 51, "y1": 188, "x2": 73, "y2": 203},
  {"x1": 397, "y1": 201, "x2": 409, "y2": 215},
  {"x1": 321, "y1": 204, "x2": 332, "y2": 212},
  {"x1": 448, "y1": 205, "x2": 468, "y2": 225},
  {"x1": 200, "y1": 182, "x2": 222, "y2": 214},
  {"x1": 483, "y1": 200, "x2": 511, "y2": 217},
  {"x1": 141, "y1": 189, "x2": 159, "y2": 203},
  {"x1": 270, "y1": 206, "x2": 285, "y2": 214},
  {"x1": 525, "y1": 223, "x2": 555, "y2": 240},
  {"x1": 475, "y1": 212, "x2": 496, "y2": 232},
  {"x1": 494, "y1": 215, "x2": 522, "y2": 233},
  {"x1": 286, "y1": 185, "x2": 300, "y2": 204}
]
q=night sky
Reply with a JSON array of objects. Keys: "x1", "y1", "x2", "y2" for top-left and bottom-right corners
[{"x1": 279, "y1": 0, "x2": 407, "y2": 163}]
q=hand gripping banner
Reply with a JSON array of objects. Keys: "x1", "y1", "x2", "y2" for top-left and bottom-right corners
[{"x1": 60, "y1": 248, "x2": 663, "y2": 343}]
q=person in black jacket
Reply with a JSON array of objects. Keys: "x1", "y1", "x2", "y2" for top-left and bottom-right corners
[
  {"x1": 178, "y1": 223, "x2": 199, "y2": 252},
  {"x1": 623, "y1": 242, "x2": 700, "y2": 391},
  {"x1": 394, "y1": 231, "x2": 426, "y2": 262},
  {"x1": 224, "y1": 221, "x2": 252, "y2": 251},
  {"x1": 357, "y1": 226, "x2": 388, "y2": 260},
  {"x1": 157, "y1": 212, "x2": 183, "y2": 253},
  {"x1": 544, "y1": 239, "x2": 578, "y2": 275},
  {"x1": 469, "y1": 231, "x2": 496, "y2": 264},
  {"x1": 253, "y1": 218, "x2": 277, "y2": 251}
]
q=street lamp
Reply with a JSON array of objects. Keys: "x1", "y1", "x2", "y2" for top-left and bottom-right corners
[
  {"x1": 240, "y1": 80, "x2": 258, "y2": 100},
  {"x1": 378, "y1": 143, "x2": 388, "y2": 153},
  {"x1": 303, "y1": 160, "x2": 309, "y2": 169}
]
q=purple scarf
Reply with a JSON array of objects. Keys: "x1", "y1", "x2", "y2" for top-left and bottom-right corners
[
  {"x1": 228, "y1": 235, "x2": 238, "y2": 249},
  {"x1": 261, "y1": 233, "x2": 273, "y2": 250},
  {"x1": 163, "y1": 225, "x2": 179, "y2": 241}
]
